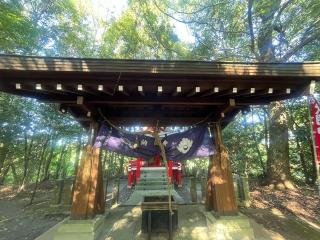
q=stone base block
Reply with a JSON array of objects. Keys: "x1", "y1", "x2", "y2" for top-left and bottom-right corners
[
  {"x1": 206, "y1": 212, "x2": 255, "y2": 240},
  {"x1": 53, "y1": 215, "x2": 105, "y2": 240}
]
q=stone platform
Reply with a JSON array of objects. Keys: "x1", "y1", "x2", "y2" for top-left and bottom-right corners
[
  {"x1": 124, "y1": 189, "x2": 184, "y2": 205},
  {"x1": 205, "y1": 212, "x2": 255, "y2": 240},
  {"x1": 36, "y1": 215, "x2": 105, "y2": 240},
  {"x1": 35, "y1": 205, "x2": 274, "y2": 240}
]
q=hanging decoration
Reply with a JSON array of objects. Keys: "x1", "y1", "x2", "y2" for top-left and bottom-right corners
[{"x1": 94, "y1": 122, "x2": 215, "y2": 161}]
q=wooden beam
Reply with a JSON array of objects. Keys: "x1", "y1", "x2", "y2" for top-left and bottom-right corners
[
  {"x1": 74, "y1": 97, "x2": 97, "y2": 120},
  {"x1": 138, "y1": 85, "x2": 144, "y2": 96},
  {"x1": 211, "y1": 88, "x2": 237, "y2": 98},
  {"x1": 218, "y1": 99, "x2": 236, "y2": 122},
  {"x1": 97, "y1": 85, "x2": 103, "y2": 91},
  {"x1": 77, "y1": 84, "x2": 83, "y2": 91},
  {"x1": 187, "y1": 86, "x2": 201, "y2": 97},
  {"x1": 97, "y1": 108, "x2": 215, "y2": 119},
  {"x1": 309, "y1": 80, "x2": 316, "y2": 95},
  {"x1": 42, "y1": 93, "x2": 299, "y2": 105},
  {"x1": 233, "y1": 88, "x2": 255, "y2": 97},
  {"x1": 61, "y1": 85, "x2": 86, "y2": 95},
  {"x1": 56, "y1": 83, "x2": 62, "y2": 91},
  {"x1": 76, "y1": 96, "x2": 84, "y2": 105},
  {"x1": 172, "y1": 86, "x2": 182, "y2": 96},
  {"x1": 239, "y1": 88, "x2": 294, "y2": 99},
  {"x1": 96, "y1": 85, "x2": 113, "y2": 95},
  {"x1": 118, "y1": 85, "x2": 129, "y2": 96},
  {"x1": 11, "y1": 83, "x2": 54, "y2": 96},
  {"x1": 15, "y1": 83, "x2": 21, "y2": 89},
  {"x1": 35, "y1": 84, "x2": 69, "y2": 95},
  {"x1": 201, "y1": 86, "x2": 219, "y2": 97},
  {"x1": 106, "y1": 116, "x2": 217, "y2": 126},
  {"x1": 157, "y1": 85, "x2": 163, "y2": 96},
  {"x1": 77, "y1": 85, "x2": 101, "y2": 95},
  {"x1": 1, "y1": 55, "x2": 320, "y2": 77},
  {"x1": 35, "y1": 83, "x2": 42, "y2": 90}
]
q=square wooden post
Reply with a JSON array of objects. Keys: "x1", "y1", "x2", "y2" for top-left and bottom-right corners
[
  {"x1": 70, "y1": 122, "x2": 105, "y2": 219},
  {"x1": 206, "y1": 123, "x2": 237, "y2": 214}
]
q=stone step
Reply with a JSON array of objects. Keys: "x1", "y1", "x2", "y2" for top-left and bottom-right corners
[
  {"x1": 140, "y1": 173, "x2": 167, "y2": 177},
  {"x1": 140, "y1": 174, "x2": 167, "y2": 179},
  {"x1": 140, "y1": 168, "x2": 167, "y2": 175},
  {"x1": 135, "y1": 185, "x2": 171, "y2": 190},
  {"x1": 139, "y1": 175, "x2": 167, "y2": 180},
  {"x1": 137, "y1": 181, "x2": 167, "y2": 186},
  {"x1": 138, "y1": 177, "x2": 167, "y2": 181},
  {"x1": 140, "y1": 170, "x2": 167, "y2": 175},
  {"x1": 140, "y1": 167, "x2": 166, "y2": 171}
]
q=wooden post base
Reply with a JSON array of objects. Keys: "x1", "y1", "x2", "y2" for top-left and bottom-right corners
[{"x1": 206, "y1": 123, "x2": 237, "y2": 214}]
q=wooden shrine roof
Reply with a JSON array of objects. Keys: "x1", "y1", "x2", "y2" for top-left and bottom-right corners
[{"x1": 0, "y1": 55, "x2": 319, "y2": 128}]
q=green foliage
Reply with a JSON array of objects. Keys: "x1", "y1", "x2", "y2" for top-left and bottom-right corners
[
  {"x1": 99, "y1": 0, "x2": 189, "y2": 59},
  {"x1": 0, "y1": 0, "x2": 319, "y2": 187},
  {"x1": 0, "y1": 1, "x2": 39, "y2": 53},
  {"x1": 0, "y1": 93, "x2": 86, "y2": 184}
]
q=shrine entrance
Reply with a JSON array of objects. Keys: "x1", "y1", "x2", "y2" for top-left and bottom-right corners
[{"x1": 0, "y1": 55, "x2": 319, "y2": 240}]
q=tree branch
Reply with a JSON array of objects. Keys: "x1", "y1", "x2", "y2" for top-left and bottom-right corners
[
  {"x1": 247, "y1": 0, "x2": 260, "y2": 60},
  {"x1": 153, "y1": 0, "x2": 246, "y2": 34},
  {"x1": 274, "y1": 0, "x2": 294, "y2": 23},
  {"x1": 280, "y1": 30, "x2": 320, "y2": 62}
]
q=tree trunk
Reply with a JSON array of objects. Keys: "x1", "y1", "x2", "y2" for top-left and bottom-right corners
[
  {"x1": 0, "y1": 145, "x2": 9, "y2": 176},
  {"x1": 54, "y1": 144, "x2": 67, "y2": 179},
  {"x1": 42, "y1": 145, "x2": 54, "y2": 181},
  {"x1": 287, "y1": 104, "x2": 313, "y2": 185},
  {"x1": 267, "y1": 102, "x2": 294, "y2": 189},
  {"x1": 295, "y1": 138, "x2": 310, "y2": 184},
  {"x1": 0, "y1": 165, "x2": 10, "y2": 185},
  {"x1": 71, "y1": 134, "x2": 83, "y2": 201},
  {"x1": 253, "y1": 1, "x2": 294, "y2": 189},
  {"x1": 29, "y1": 137, "x2": 49, "y2": 205},
  {"x1": 10, "y1": 164, "x2": 18, "y2": 184},
  {"x1": 20, "y1": 136, "x2": 34, "y2": 191},
  {"x1": 251, "y1": 109, "x2": 266, "y2": 175},
  {"x1": 41, "y1": 136, "x2": 57, "y2": 181}
]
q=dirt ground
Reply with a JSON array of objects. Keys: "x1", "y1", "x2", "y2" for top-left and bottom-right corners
[
  {"x1": 0, "y1": 180, "x2": 319, "y2": 240},
  {"x1": 0, "y1": 181, "x2": 69, "y2": 240},
  {"x1": 242, "y1": 183, "x2": 320, "y2": 240}
]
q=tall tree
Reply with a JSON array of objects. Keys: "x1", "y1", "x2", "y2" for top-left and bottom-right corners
[{"x1": 158, "y1": 0, "x2": 320, "y2": 188}]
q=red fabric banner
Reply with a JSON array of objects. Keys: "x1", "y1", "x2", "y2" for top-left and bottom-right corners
[{"x1": 309, "y1": 96, "x2": 320, "y2": 162}]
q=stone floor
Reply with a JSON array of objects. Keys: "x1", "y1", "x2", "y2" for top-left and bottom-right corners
[
  {"x1": 102, "y1": 205, "x2": 209, "y2": 240},
  {"x1": 37, "y1": 205, "x2": 276, "y2": 240}
]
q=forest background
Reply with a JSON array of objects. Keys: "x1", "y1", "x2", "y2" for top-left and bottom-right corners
[{"x1": 0, "y1": 0, "x2": 320, "y2": 193}]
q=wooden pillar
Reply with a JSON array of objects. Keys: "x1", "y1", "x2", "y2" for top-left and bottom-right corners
[
  {"x1": 206, "y1": 123, "x2": 237, "y2": 214},
  {"x1": 70, "y1": 122, "x2": 105, "y2": 219}
]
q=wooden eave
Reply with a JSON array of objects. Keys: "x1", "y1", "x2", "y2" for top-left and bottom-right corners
[{"x1": 0, "y1": 55, "x2": 319, "y2": 128}]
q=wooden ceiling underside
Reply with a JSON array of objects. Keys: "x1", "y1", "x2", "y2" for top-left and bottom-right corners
[{"x1": 0, "y1": 55, "x2": 319, "y2": 128}]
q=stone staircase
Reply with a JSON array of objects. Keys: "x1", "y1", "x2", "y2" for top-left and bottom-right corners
[{"x1": 135, "y1": 167, "x2": 170, "y2": 190}]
